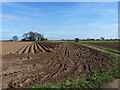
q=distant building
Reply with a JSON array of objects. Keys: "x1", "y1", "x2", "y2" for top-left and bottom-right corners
[{"x1": 75, "y1": 38, "x2": 79, "y2": 42}]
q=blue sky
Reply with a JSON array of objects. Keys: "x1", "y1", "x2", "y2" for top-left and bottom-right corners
[{"x1": 1, "y1": 2, "x2": 118, "y2": 40}]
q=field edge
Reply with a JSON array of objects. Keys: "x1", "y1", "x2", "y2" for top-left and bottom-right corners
[{"x1": 33, "y1": 42, "x2": 120, "y2": 88}]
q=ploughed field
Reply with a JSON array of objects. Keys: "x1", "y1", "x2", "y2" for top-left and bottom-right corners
[
  {"x1": 80, "y1": 42, "x2": 119, "y2": 51},
  {"x1": 2, "y1": 41, "x2": 115, "y2": 88}
]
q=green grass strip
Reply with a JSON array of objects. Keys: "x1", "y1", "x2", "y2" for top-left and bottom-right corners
[{"x1": 80, "y1": 43, "x2": 120, "y2": 54}]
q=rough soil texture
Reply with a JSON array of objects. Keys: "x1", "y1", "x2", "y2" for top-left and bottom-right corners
[
  {"x1": 2, "y1": 42, "x2": 32, "y2": 55},
  {"x1": 80, "y1": 42, "x2": 119, "y2": 51},
  {"x1": 81, "y1": 44, "x2": 120, "y2": 57},
  {"x1": 2, "y1": 42, "x2": 115, "y2": 88},
  {"x1": 80, "y1": 43, "x2": 120, "y2": 89},
  {"x1": 102, "y1": 79, "x2": 120, "y2": 88},
  {"x1": 2, "y1": 41, "x2": 60, "y2": 55}
]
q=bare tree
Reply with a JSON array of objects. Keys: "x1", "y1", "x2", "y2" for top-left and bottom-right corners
[
  {"x1": 22, "y1": 31, "x2": 45, "y2": 41},
  {"x1": 28, "y1": 31, "x2": 36, "y2": 41},
  {"x1": 12, "y1": 36, "x2": 18, "y2": 41},
  {"x1": 35, "y1": 32, "x2": 44, "y2": 41},
  {"x1": 22, "y1": 33, "x2": 28, "y2": 40},
  {"x1": 100, "y1": 37, "x2": 105, "y2": 40}
]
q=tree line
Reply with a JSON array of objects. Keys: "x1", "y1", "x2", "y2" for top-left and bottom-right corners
[{"x1": 12, "y1": 31, "x2": 47, "y2": 41}]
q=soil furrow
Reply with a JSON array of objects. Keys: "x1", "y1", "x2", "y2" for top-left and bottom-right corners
[
  {"x1": 35, "y1": 43, "x2": 43, "y2": 52},
  {"x1": 17, "y1": 44, "x2": 32, "y2": 54},
  {"x1": 2, "y1": 42, "x2": 115, "y2": 88},
  {"x1": 36, "y1": 43, "x2": 46, "y2": 52}
]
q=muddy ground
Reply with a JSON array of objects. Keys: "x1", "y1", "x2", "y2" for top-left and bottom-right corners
[{"x1": 2, "y1": 42, "x2": 115, "y2": 88}]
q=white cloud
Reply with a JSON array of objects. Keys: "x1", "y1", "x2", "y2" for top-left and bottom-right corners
[
  {"x1": 29, "y1": 25, "x2": 82, "y2": 32},
  {"x1": 1, "y1": 14, "x2": 42, "y2": 24},
  {"x1": 2, "y1": 2, "x2": 43, "y2": 21},
  {"x1": 2, "y1": 2, "x2": 43, "y2": 15},
  {"x1": 3, "y1": 2, "x2": 38, "y2": 12},
  {"x1": 91, "y1": 22, "x2": 118, "y2": 30},
  {"x1": 54, "y1": 25, "x2": 82, "y2": 30},
  {"x1": 14, "y1": 11, "x2": 42, "y2": 17},
  {"x1": 112, "y1": 24, "x2": 118, "y2": 27},
  {"x1": 2, "y1": 2, "x2": 43, "y2": 16},
  {"x1": 0, "y1": 14, "x2": 20, "y2": 20}
]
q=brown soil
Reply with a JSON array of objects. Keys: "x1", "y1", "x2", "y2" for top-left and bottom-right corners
[
  {"x1": 2, "y1": 41, "x2": 60, "y2": 55},
  {"x1": 2, "y1": 42, "x2": 32, "y2": 55},
  {"x1": 102, "y1": 79, "x2": 120, "y2": 88},
  {"x1": 81, "y1": 44, "x2": 120, "y2": 57},
  {"x1": 80, "y1": 42, "x2": 119, "y2": 51},
  {"x1": 2, "y1": 42, "x2": 115, "y2": 88}
]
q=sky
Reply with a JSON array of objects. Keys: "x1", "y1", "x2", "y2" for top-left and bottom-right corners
[{"x1": 1, "y1": 2, "x2": 118, "y2": 40}]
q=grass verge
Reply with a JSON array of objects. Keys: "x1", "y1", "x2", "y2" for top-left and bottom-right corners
[{"x1": 80, "y1": 43, "x2": 120, "y2": 55}]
